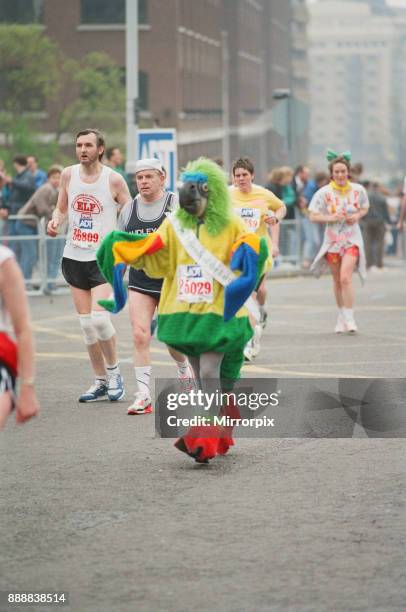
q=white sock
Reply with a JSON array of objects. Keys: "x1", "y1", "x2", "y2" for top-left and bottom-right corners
[
  {"x1": 135, "y1": 366, "x2": 151, "y2": 398},
  {"x1": 342, "y1": 308, "x2": 354, "y2": 321},
  {"x1": 174, "y1": 358, "x2": 189, "y2": 375},
  {"x1": 106, "y1": 363, "x2": 120, "y2": 377}
]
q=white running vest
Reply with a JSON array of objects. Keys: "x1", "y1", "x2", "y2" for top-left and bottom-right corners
[{"x1": 64, "y1": 164, "x2": 118, "y2": 262}]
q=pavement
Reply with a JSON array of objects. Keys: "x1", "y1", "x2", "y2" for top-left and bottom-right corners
[{"x1": 0, "y1": 261, "x2": 405, "y2": 612}]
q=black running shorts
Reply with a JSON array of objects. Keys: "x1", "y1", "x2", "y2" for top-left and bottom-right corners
[
  {"x1": 61, "y1": 257, "x2": 107, "y2": 291},
  {"x1": 128, "y1": 268, "x2": 162, "y2": 299}
]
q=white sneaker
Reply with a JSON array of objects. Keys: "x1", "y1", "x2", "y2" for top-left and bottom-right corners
[
  {"x1": 335, "y1": 312, "x2": 347, "y2": 334},
  {"x1": 244, "y1": 325, "x2": 262, "y2": 361},
  {"x1": 342, "y1": 310, "x2": 358, "y2": 333},
  {"x1": 250, "y1": 325, "x2": 262, "y2": 358},
  {"x1": 127, "y1": 392, "x2": 153, "y2": 415},
  {"x1": 244, "y1": 339, "x2": 254, "y2": 362},
  {"x1": 177, "y1": 362, "x2": 196, "y2": 392}
]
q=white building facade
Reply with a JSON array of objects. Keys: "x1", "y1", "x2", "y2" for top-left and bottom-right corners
[{"x1": 308, "y1": 0, "x2": 397, "y2": 176}]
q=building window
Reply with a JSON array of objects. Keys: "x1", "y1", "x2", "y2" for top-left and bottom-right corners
[
  {"x1": 81, "y1": 0, "x2": 125, "y2": 24},
  {"x1": 80, "y1": 0, "x2": 148, "y2": 25},
  {"x1": 0, "y1": 0, "x2": 43, "y2": 23},
  {"x1": 139, "y1": 0, "x2": 148, "y2": 25}
]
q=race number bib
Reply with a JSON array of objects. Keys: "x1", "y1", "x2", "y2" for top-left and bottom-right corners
[
  {"x1": 237, "y1": 207, "x2": 261, "y2": 233},
  {"x1": 177, "y1": 265, "x2": 214, "y2": 304},
  {"x1": 70, "y1": 194, "x2": 102, "y2": 250},
  {"x1": 71, "y1": 226, "x2": 100, "y2": 249}
]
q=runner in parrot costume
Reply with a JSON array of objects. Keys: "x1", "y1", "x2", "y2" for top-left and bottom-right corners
[{"x1": 97, "y1": 157, "x2": 268, "y2": 462}]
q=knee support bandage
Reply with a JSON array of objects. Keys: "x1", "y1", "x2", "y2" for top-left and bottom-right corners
[
  {"x1": 91, "y1": 310, "x2": 115, "y2": 341},
  {"x1": 78, "y1": 314, "x2": 98, "y2": 346}
]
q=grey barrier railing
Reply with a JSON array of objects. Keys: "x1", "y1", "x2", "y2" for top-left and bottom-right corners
[
  {"x1": 0, "y1": 216, "x2": 308, "y2": 293},
  {"x1": 0, "y1": 215, "x2": 67, "y2": 294}
]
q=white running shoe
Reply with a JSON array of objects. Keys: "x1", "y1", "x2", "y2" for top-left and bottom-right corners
[
  {"x1": 127, "y1": 392, "x2": 153, "y2": 415},
  {"x1": 342, "y1": 310, "x2": 358, "y2": 333},
  {"x1": 244, "y1": 325, "x2": 262, "y2": 361},
  {"x1": 177, "y1": 362, "x2": 196, "y2": 392},
  {"x1": 335, "y1": 312, "x2": 347, "y2": 334},
  {"x1": 107, "y1": 373, "x2": 125, "y2": 402}
]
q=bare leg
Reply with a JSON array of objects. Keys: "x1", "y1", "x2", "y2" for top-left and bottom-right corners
[
  {"x1": 256, "y1": 278, "x2": 267, "y2": 307},
  {"x1": 340, "y1": 253, "x2": 357, "y2": 308},
  {"x1": 129, "y1": 290, "x2": 158, "y2": 366},
  {"x1": 167, "y1": 346, "x2": 188, "y2": 363},
  {"x1": 0, "y1": 392, "x2": 12, "y2": 430},
  {"x1": 327, "y1": 260, "x2": 344, "y2": 308}
]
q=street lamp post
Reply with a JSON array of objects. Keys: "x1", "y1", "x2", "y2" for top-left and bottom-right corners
[
  {"x1": 221, "y1": 31, "x2": 230, "y2": 173},
  {"x1": 126, "y1": 0, "x2": 139, "y2": 174},
  {"x1": 272, "y1": 88, "x2": 293, "y2": 166}
]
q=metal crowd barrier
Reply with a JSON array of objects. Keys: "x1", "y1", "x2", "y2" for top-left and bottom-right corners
[
  {"x1": 276, "y1": 219, "x2": 302, "y2": 270},
  {"x1": 0, "y1": 215, "x2": 311, "y2": 293},
  {"x1": 0, "y1": 215, "x2": 67, "y2": 294}
]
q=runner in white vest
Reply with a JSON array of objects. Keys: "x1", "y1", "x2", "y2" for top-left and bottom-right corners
[{"x1": 47, "y1": 129, "x2": 131, "y2": 403}]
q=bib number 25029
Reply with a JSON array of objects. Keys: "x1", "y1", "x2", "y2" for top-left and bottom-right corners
[{"x1": 177, "y1": 265, "x2": 214, "y2": 304}]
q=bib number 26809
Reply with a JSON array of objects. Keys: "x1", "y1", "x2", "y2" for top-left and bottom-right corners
[{"x1": 72, "y1": 227, "x2": 100, "y2": 246}]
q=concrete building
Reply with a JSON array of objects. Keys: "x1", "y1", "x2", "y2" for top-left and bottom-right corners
[
  {"x1": 289, "y1": 0, "x2": 310, "y2": 167},
  {"x1": 0, "y1": 0, "x2": 309, "y2": 179},
  {"x1": 308, "y1": 0, "x2": 396, "y2": 175}
]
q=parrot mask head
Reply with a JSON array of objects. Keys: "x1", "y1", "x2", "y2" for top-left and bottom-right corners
[
  {"x1": 179, "y1": 172, "x2": 209, "y2": 218},
  {"x1": 176, "y1": 158, "x2": 232, "y2": 236}
]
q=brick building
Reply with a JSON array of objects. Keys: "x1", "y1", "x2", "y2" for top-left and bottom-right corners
[{"x1": 1, "y1": 0, "x2": 309, "y2": 179}]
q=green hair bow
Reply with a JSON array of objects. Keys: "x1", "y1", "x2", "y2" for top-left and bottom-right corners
[{"x1": 326, "y1": 149, "x2": 351, "y2": 163}]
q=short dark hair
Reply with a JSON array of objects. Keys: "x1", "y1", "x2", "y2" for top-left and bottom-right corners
[
  {"x1": 105, "y1": 147, "x2": 119, "y2": 160},
  {"x1": 47, "y1": 164, "x2": 63, "y2": 178},
  {"x1": 75, "y1": 129, "x2": 105, "y2": 161},
  {"x1": 232, "y1": 157, "x2": 255, "y2": 176},
  {"x1": 13, "y1": 155, "x2": 27, "y2": 167}
]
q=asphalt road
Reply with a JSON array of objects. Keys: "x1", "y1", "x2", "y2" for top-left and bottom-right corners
[{"x1": 1, "y1": 263, "x2": 405, "y2": 612}]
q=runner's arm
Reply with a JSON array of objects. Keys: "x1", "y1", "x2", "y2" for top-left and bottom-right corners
[
  {"x1": 110, "y1": 172, "x2": 132, "y2": 209},
  {"x1": 0, "y1": 257, "x2": 39, "y2": 424}
]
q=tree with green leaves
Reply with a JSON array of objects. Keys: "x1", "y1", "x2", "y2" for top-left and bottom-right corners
[
  {"x1": 0, "y1": 25, "x2": 61, "y2": 146},
  {"x1": 56, "y1": 52, "x2": 125, "y2": 144}
]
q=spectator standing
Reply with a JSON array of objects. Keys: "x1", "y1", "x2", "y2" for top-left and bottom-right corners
[
  {"x1": 397, "y1": 177, "x2": 406, "y2": 242},
  {"x1": 267, "y1": 166, "x2": 297, "y2": 261},
  {"x1": 18, "y1": 165, "x2": 63, "y2": 289},
  {"x1": 105, "y1": 147, "x2": 134, "y2": 196},
  {"x1": 0, "y1": 156, "x2": 36, "y2": 257},
  {"x1": 301, "y1": 172, "x2": 329, "y2": 268},
  {"x1": 293, "y1": 165, "x2": 310, "y2": 205},
  {"x1": 363, "y1": 181, "x2": 390, "y2": 270},
  {"x1": 27, "y1": 155, "x2": 47, "y2": 190}
]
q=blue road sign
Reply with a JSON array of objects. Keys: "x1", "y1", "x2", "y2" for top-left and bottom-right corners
[{"x1": 137, "y1": 129, "x2": 178, "y2": 192}]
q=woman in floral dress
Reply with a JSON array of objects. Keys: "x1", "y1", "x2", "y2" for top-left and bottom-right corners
[{"x1": 309, "y1": 151, "x2": 369, "y2": 333}]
